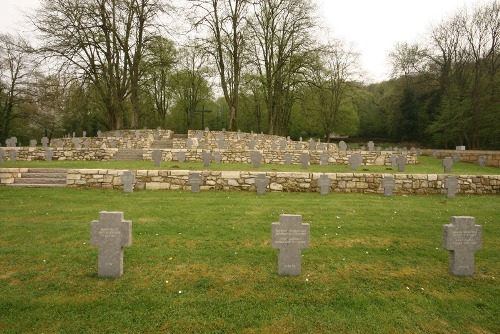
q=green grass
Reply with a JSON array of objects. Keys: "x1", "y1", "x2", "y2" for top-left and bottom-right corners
[
  {"x1": 1, "y1": 156, "x2": 499, "y2": 174},
  {"x1": 0, "y1": 188, "x2": 498, "y2": 333}
]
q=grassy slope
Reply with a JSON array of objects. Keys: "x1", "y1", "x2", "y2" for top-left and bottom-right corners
[{"x1": 0, "y1": 188, "x2": 498, "y2": 333}]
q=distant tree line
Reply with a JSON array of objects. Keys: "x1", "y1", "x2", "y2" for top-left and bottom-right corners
[{"x1": 0, "y1": 0, "x2": 498, "y2": 150}]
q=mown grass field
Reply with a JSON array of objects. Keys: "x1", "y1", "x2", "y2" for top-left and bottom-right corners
[
  {"x1": 0, "y1": 187, "x2": 498, "y2": 333},
  {"x1": 1, "y1": 156, "x2": 499, "y2": 175}
]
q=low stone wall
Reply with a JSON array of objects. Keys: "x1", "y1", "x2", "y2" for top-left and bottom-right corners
[
  {"x1": 421, "y1": 149, "x2": 500, "y2": 167},
  {"x1": 0, "y1": 148, "x2": 117, "y2": 161},
  {"x1": 3, "y1": 168, "x2": 497, "y2": 194}
]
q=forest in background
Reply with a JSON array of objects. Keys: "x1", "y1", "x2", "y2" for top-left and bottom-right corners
[{"x1": 0, "y1": 0, "x2": 499, "y2": 149}]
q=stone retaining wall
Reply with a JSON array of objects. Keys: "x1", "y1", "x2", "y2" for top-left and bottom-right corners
[
  {"x1": 2, "y1": 168, "x2": 497, "y2": 194},
  {"x1": 421, "y1": 149, "x2": 500, "y2": 167}
]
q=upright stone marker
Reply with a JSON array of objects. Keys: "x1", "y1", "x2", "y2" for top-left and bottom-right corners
[
  {"x1": 300, "y1": 152, "x2": 309, "y2": 169},
  {"x1": 250, "y1": 151, "x2": 262, "y2": 168},
  {"x1": 445, "y1": 176, "x2": 458, "y2": 198},
  {"x1": 255, "y1": 174, "x2": 269, "y2": 195},
  {"x1": 121, "y1": 171, "x2": 135, "y2": 193},
  {"x1": 248, "y1": 139, "x2": 256, "y2": 150},
  {"x1": 396, "y1": 155, "x2": 406, "y2": 172},
  {"x1": 284, "y1": 153, "x2": 292, "y2": 165},
  {"x1": 152, "y1": 150, "x2": 162, "y2": 167},
  {"x1": 9, "y1": 150, "x2": 16, "y2": 161},
  {"x1": 390, "y1": 155, "x2": 398, "y2": 167},
  {"x1": 177, "y1": 151, "x2": 186, "y2": 163},
  {"x1": 29, "y1": 139, "x2": 37, "y2": 147},
  {"x1": 317, "y1": 174, "x2": 332, "y2": 195},
  {"x1": 271, "y1": 214, "x2": 310, "y2": 276},
  {"x1": 41, "y1": 137, "x2": 49, "y2": 149},
  {"x1": 443, "y1": 216, "x2": 482, "y2": 276},
  {"x1": 44, "y1": 149, "x2": 53, "y2": 161},
  {"x1": 338, "y1": 141, "x2": 347, "y2": 151},
  {"x1": 90, "y1": 212, "x2": 132, "y2": 278},
  {"x1": 452, "y1": 153, "x2": 460, "y2": 163},
  {"x1": 188, "y1": 172, "x2": 203, "y2": 193},
  {"x1": 202, "y1": 150, "x2": 212, "y2": 168},
  {"x1": 308, "y1": 140, "x2": 316, "y2": 150},
  {"x1": 478, "y1": 155, "x2": 487, "y2": 167},
  {"x1": 349, "y1": 153, "x2": 362, "y2": 170},
  {"x1": 320, "y1": 154, "x2": 328, "y2": 166},
  {"x1": 73, "y1": 137, "x2": 81, "y2": 149},
  {"x1": 367, "y1": 141, "x2": 375, "y2": 151},
  {"x1": 213, "y1": 151, "x2": 222, "y2": 163},
  {"x1": 0, "y1": 149, "x2": 4, "y2": 163},
  {"x1": 381, "y1": 175, "x2": 396, "y2": 196},
  {"x1": 443, "y1": 157, "x2": 453, "y2": 173}
]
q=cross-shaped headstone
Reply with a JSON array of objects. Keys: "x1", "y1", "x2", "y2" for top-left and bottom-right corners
[
  {"x1": 349, "y1": 153, "x2": 362, "y2": 170},
  {"x1": 320, "y1": 154, "x2": 328, "y2": 166},
  {"x1": 396, "y1": 155, "x2": 406, "y2": 172},
  {"x1": 478, "y1": 156, "x2": 487, "y2": 167},
  {"x1": 41, "y1": 137, "x2": 49, "y2": 149},
  {"x1": 250, "y1": 151, "x2": 262, "y2": 168},
  {"x1": 97, "y1": 130, "x2": 102, "y2": 137},
  {"x1": 432, "y1": 150, "x2": 438, "y2": 159},
  {"x1": 308, "y1": 140, "x2": 316, "y2": 150},
  {"x1": 83, "y1": 140, "x2": 90, "y2": 149},
  {"x1": 367, "y1": 141, "x2": 375, "y2": 151},
  {"x1": 300, "y1": 152, "x2": 309, "y2": 169},
  {"x1": 381, "y1": 175, "x2": 396, "y2": 196},
  {"x1": 177, "y1": 151, "x2": 186, "y2": 163},
  {"x1": 90, "y1": 211, "x2": 132, "y2": 278},
  {"x1": 317, "y1": 174, "x2": 332, "y2": 195},
  {"x1": 248, "y1": 140, "x2": 256, "y2": 150},
  {"x1": 188, "y1": 172, "x2": 203, "y2": 193},
  {"x1": 217, "y1": 139, "x2": 227, "y2": 150},
  {"x1": 452, "y1": 153, "x2": 460, "y2": 163},
  {"x1": 109, "y1": 140, "x2": 116, "y2": 148},
  {"x1": 213, "y1": 151, "x2": 222, "y2": 163},
  {"x1": 82, "y1": 131, "x2": 87, "y2": 138},
  {"x1": 29, "y1": 139, "x2": 37, "y2": 147},
  {"x1": 0, "y1": 149, "x2": 4, "y2": 163},
  {"x1": 45, "y1": 149, "x2": 53, "y2": 161},
  {"x1": 280, "y1": 140, "x2": 287, "y2": 150},
  {"x1": 135, "y1": 131, "x2": 141, "y2": 139},
  {"x1": 255, "y1": 174, "x2": 269, "y2": 195},
  {"x1": 152, "y1": 150, "x2": 162, "y2": 167},
  {"x1": 444, "y1": 176, "x2": 458, "y2": 198},
  {"x1": 284, "y1": 153, "x2": 292, "y2": 165},
  {"x1": 72, "y1": 137, "x2": 81, "y2": 149},
  {"x1": 9, "y1": 150, "x2": 16, "y2": 161},
  {"x1": 443, "y1": 157, "x2": 453, "y2": 173},
  {"x1": 186, "y1": 138, "x2": 194, "y2": 149},
  {"x1": 338, "y1": 141, "x2": 347, "y2": 151},
  {"x1": 271, "y1": 214, "x2": 310, "y2": 276},
  {"x1": 443, "y1": 216, "x2": 482, "y2": 276},
  {"x1": 121, "y1": 171, "x2": 135, "y2": 193},
  {"x1": 202, "y1": 150, "x2": 212, "y2": 168}
]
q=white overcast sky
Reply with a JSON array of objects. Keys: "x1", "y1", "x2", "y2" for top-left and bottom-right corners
[{"x1": 0, "y1": 0, "x2": 486, "y2": 82}]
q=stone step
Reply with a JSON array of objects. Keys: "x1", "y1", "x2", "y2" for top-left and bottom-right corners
[
  {"x1": 152, "y1": 140, "x2": 173, "y2": 149},
  {"x1": 21, "y1": 172, "x2": 68, "y2": 179},
  {"x1": 8, "y1": 183, "x2": 67, "y2": 188},
  {"x1": 7, "y1": 168, "x2": 68, "y2": 188},
  {"x1": 14, "y1": 177, "x2": 66, "y2": 185},
  {"x1": 113, "y1": 149, "x2": 144, "y2": 161}
]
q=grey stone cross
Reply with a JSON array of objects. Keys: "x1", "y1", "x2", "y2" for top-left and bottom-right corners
[
  {"x1": 445, "y1": 176, "x2": 458, "y2": 198},
  {"x1": 152, "y1": 150, "x2": 162, "y2": 167},
  {"x1": 121, "y1": 171, "x2": 135, "y2": 193},
  {"x1": 255, "y1": 174, "x2": 269, "y2": 195},
  {"x1": 443, "y1": 157, "x2": 453, "y2": 173},
  {"x1": 271, "y1": 214, "x2": 310, "y2": 276},
  {"x1": 381, "y1": 175, "x2": 396, "y2": 196},
  {"x1": 300, "y1": 152, "x2": 310, "y2": 170},
  {"x1": 250, "y1": 151, "x2": 262, "y2": 168},
  {"x1": 188, "y1": 172, "x2": 203, "y2": 193},
  {"x1": 202, "y1": 150, "x2": 212, "y2": 168},
  {"x1": 317, "y1": 174, "x2": 332, "y2": 195},
  {"x1": 90, "y1": 212, "x2": 132, "y2": 278}
]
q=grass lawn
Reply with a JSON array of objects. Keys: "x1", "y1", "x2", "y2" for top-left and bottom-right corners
[
  {"x1": 0, "y1": 187, "x2": 498, "y2": 333},
  {"x1": 1, "y1": 156, "x2": 499, "y2": 175}
]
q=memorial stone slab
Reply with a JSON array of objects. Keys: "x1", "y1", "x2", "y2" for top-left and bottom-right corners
[
  {"x1": 284, "y1": 153, "x2": 292, "y2": 165},
  {"x1": 9, "y1": 150, "x2": 16, "y2": 161},
  {"x1": 213, "y1": 151, "x2": 222, "y2": 163},
  {"x1": 300, "y1": 153, "x2": 310, "y2": 169},
  {"x1": 443, "y1": 216, "x2": 482, "y2": 276},
  {"x1": 186, "y1": 138, "x2": 194, "y2": 149},
  {"x1": 250, "y1": 151, "x2": 262, "y2": 168},
  {"x1": 0, "y1": 149, "x2": 4, "y2": 163},
  {"x1": 445, "y1": 176, "x2": 458, "y2": 198},
  {"x1": 29, "y1": 139, "x2": 37, "y2": 147},
  {"x1": 152, "y1": 150, "x2": 162, "y2": 167},
  {"x1": 443, "y1": 157, "x2": 453, "y2": 173},
  {"x1": 320, "y1": 154, "x2": 328, "y2": 166},
  {"x1": 121, "y1": 171, "x2": 135, "y2": 193},
  {"x1": 41, "y1": 137, "x2": 49, "y2": 149},
  {"x1": 308, "y1": 140, "x2": 316, "y2": 150},
  {"x1": 381, "y1": 175, "x2": 396, "y2": 196},
  {"x1": 339, "y1": 141, "x2": 347, "y2": 151},
  {"x1": 349, "y1": 153, "x2": 362, "y2": 170},
  {"x1": 177, "y1": 151, "x2": 186, "y2": 163},
  {"x1": 97, "y1": 130, "x2": 102, "y2": 137},
  {"x1": 44, "y1": 149, "x2": 53, "y2": 161},
  {"x1": 271, "y1": 214, "x2": 310, "y2": 276},
  {"x1": 361, "y1": 146, "x2": 366, "y2": 151},
  {"x1": 317, "y1": 174, "x2": 332, "y2": 195},
  {"x1": 83, "y1": 131, "x2": 87, "y2": 138},
  {"x1": 90, "y1": 211, "x2": 132, "y2": 278},
  {"x1": 217, "y1": 139, "x2": 227, "y2": 150},
  {"x1": 83, "y1": 140, "x2": 90, "y2": 149},
  {"x1": 478, "y1": 156, "x2": 486, "y2": 167},
  {"x1": 390, "y1": 155, "x2": 397, "y2": 167},
  {"x1": 367, "y1": 141, "x2": 375, "y2": 151},
  {"x1": 55, "y1": 139, "x2": 63, "y2": 148},
  {"x1": 396, "y1": 155, "x2": 406, "y2": 172},
  {"x1": 202, "y1": 150, "x2": 212, "y2": 168},
  {"x1": 188, "y1": 172, "x2": 203, "y2": 193},
  {"x1": 255, "y1": 174, "x2": 269, "y2": 195}
]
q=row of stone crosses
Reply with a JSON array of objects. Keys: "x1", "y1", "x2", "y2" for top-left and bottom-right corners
[
  {"x1": 120, "y1": 171, "x2": 461, "y2": 198},
  {"x1": 90, "y1": 211, "x2": 482, "y2": 278}
]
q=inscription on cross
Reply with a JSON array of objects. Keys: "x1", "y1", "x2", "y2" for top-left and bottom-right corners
[
  {"x1": 90, "y1": 212, "x2": 132, "y2": 278},
  {"x1": 317, "y1": 174, "x2": 332, "y2": 195},
  {"x1": 443, "y1": 216, "x2": 482, "y2": 276},
  {"x1": 272, "y1": 214, "x2": 310, "y2": 276},
  {"x1": 445, "y1": 176, "x2": 458, "y2": 198},
  {"x1": 381, "y1": 175, "x2": 396, "y2": 196}
]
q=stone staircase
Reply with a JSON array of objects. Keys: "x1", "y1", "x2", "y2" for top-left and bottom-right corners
[
  {"x1": 151, "y1": 140, "x2": 173, "y2": 149},
  {"x1": 9, "y1": 168, "x2": 67, "y2": 188},
  {"x1": 113, "y1": 149, "x2": 144, "y2": 161}
]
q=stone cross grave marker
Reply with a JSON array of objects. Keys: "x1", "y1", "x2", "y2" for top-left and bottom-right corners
[
  {"x1": 367, "y1": 141, "x2": 375, "y2": 151},
  {"x1": 381, "y1": 175, "x2": 396, "y2": 196},
  {"x1": 317, "y1": 174, "x2": 332, "y2": 195},
  {"x1": 295, "y1": 142, "x2": 302, "y2": 150},
  {"x1": 308, "y1": 140, "x2": 316, "y2": 150},
  {"x1": 255, "y1": 173, "x2": 269, "y2": 195},
  {"x1": 83, "y1": 140, "x2": 90, "y2": 149},
  {"x1": 320, "y1": 154, "x2": 328, "y2": 166},
  {"x1": 250, "y1": 151, "x2": 262, "y2": 168},
  {"x1": 41, "y1": 137, "x2": 49, "y2": 149},
  {"x1": 396, "y1": 155, "x2": 406, "y2": 172},
  {"x1": 45, "y1": 149, "x2": 53, "y2": 161},
  {"x1": 114, "y1": 130, "x2": 121, "y2": 137},
  {"x1": 152, "y1": 150, "x2": 162, "y2": 167},
  {"x1": 73, "y1": 137, "x2": 81, "y2": 149},
  {"x1": 271, "y1": 142, "x2": 278, "y2": 150},
  {"x1": 177, "y1": 151, "x2": 186, "y2": 163},
  {"x1": 443, "y1": 157, "x2": 453, "y2": 173},
  {"x1": 202, "y1": 150, "x2": 212, "y2": 168},
  {"x1": 217, "y1": 139, "x2": 227, "y2": 150},
  {"x1": 271, "y1": 214, "x2": 310, "y2": 276},
  {"x1": 280, "y1": 139, "x2": 287, "y2": 150},
  {"x1": 109, "y1": 140, "x2": 117, "y2": 148},
  {"x1": 29, "y1": 139, "x2": 37, "y2": 147},
  {"x1": 97, "y1": 130, "x2": 102, "y2": 137},
  {"x1": 186, "y1": 138, "x2": 193, "y2": 149},
  {"x1": 9, "y1": 150, "x2": 16, "y2": 161},
  {"x1": 478, "y1": 156, "x2": 486, "y2": 167},
  {"x1": 90, "y1": 211, "x2": 132, "y2": 278},
  {"x1": 443, "y1": 216, "x2": 482, "y2": 276},
  {"x1": 188, "y1": 172, "x2": 203, "y2": 193},
  {"x1": 349, "y1": 153, "x2": 362, "y2": 170},
  {"x1": 0, "y1": 149, "x2": 4, "y2": 163},
  {"x1": 338, "y1": 140, "x2": 347, "y2": 151},
  {"x1": 248, "y1": 139, "x2": 256, "y2": 150},
  {"x1": 121, "y1": 171, "x2": 135, "y2": 193},
  {"x1": 452, "y1": 153, "x2": 460, "y2": 163},
  {"x1": 300, "y1": 152, "x2": 310, "y2": 169},
  {"x1": 284, "y1": 153, "x2": 292, "y2": 165},
  {"x1": 55, "y1": 139, "x2": 63, "y2": 148},
  {"x1": 445, "y1": 176, "x2": 458, "y2": 198},
  {"x1": 390, "y1": 155, "x2": 397, "y2": 168},
  {"x1": 135, "y1": 131, "x2": 141, "y2": 139},
  {"x1": 83, "y1": 131, "x2": 87, "y2": 138},
  {"x1": 213, "y1": 151, "x2": 222, "y2": 163}
]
